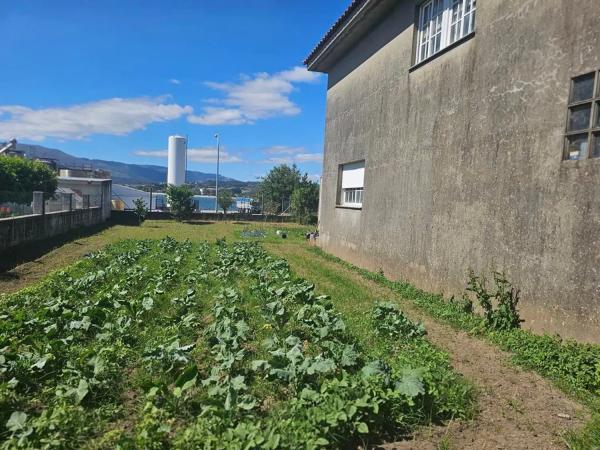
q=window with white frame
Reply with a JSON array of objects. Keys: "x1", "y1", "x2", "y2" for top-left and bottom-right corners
[
  {"x1": 339, "y1": 161, "x2": 365, "y2": 208},
  {"x1": 415, "y1": 0, "x2": 476, "y2": 64}
]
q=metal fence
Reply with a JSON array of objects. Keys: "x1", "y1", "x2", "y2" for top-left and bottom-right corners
[
  {"x1": 0, "y1": 190, "x2": 103, "y2": 219},
  {"x1": 0, "y1": 191, "x2": 33, "y2": 218}
]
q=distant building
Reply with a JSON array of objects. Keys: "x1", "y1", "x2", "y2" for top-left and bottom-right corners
[
  {"x1": 57, "y1": 176, "x2": 112, "y2": 221},
  {"x1": 112, "y1": 184, "x2": 167, "y2": 211},
  {"x1": 306, "y1": 0, "x2": 600, "y2": 342}
]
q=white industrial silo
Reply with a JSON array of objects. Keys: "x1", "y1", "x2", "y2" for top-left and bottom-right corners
[{"x1": 167, "y1": 135, "x2": 187, "y2": 186}]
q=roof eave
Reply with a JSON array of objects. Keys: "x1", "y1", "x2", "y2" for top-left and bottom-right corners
[
  {"x1": 305, "y1": 0, "x2": 400, "y2": 73},
  {"x1": 305, "y1": 0, "x2": 376, "y2": 73}
]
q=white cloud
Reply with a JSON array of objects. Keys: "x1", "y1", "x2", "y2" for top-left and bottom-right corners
[
  {"x1": 134, "y1": 147, "x2": 243, "y2": 163},
  {"x1": 263, "y1": 145, "x2": 307, "y2": 155},
  {"x1": 188, "y1": 108, "x2": 246, "y2": 126},
  {"x1": 187, "y1": 66, "x2": 321, "y2": 126},
  {"x1": 265, "y1": 153, "x2": 323, "y2": 164},
  {"x1": 170, "y1": 79, "x2": 181, "y2": 85},
  {"x1": 258, "y1": 145, "x2": 323, "y2": 164},
  {"x1": 0, "y1": 97, "x2": 192, "y2": 141}
]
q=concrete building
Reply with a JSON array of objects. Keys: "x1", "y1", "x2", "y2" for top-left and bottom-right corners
[
  {"x1": 56, "y1": 176, "x2": 112, "y2": 221},
  {"x1": 306, "y1": 0, "x2": 600, "y2": 342}
]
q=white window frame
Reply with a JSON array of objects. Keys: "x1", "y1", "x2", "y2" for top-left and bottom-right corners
[
  {"x1": 342, "y1": 187, "x2": 364, "y2": 208},
  {"x1": 415, "y1": 0, "x2": 476, "y2": 65},
  {"x1": 338, "y1": 161, "x2": 365, "y2": 209}
]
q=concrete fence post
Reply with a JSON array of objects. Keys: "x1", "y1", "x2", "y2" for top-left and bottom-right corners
[{"x1": 32, "y1": 191, "x2": 45, "y2": 215}]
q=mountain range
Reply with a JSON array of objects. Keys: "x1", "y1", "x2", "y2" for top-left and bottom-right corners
[{"x1": 16, "y1": 144, "x2": 237, "y2": 185}]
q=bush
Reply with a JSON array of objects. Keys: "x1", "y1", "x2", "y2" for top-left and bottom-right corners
[
  {"x1": 166, "y1": 185, "x2": 194, "y2": 221},
  {"x1": 291, "y1": 182, "x2": 319, "y2": 225},
  {"x1": 0, "y1": 157, "x2": 57, "y2": 201},
  {"x1": 217, "y1": 190, "x2": 234, "y2": 215},
  {"x1": 133, "y1": 198, "x2": 148, "y2": 225}
]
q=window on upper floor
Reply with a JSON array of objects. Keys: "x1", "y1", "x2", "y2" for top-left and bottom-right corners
[
  {"x1": 564, "y1": 71, "x2": 600, "y2": 161},
  {"x1": 338, "y1": 161, "x2": 365, "y2": 208},
  {"x1": 415, "y1": 0, "x2": 476, "y2": 65}
]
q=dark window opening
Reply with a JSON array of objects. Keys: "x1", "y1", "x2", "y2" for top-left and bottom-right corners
[{"x1": 564, "y1": 71, "x2": 600, "y2": 161}]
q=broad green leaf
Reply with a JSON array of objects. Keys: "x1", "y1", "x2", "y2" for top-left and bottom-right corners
[
  {"x1": 237, "y1": 395, "x2": 256, "y2": 410},
  {"x1": 356, "y1": 422, "x2": 369, "y2": 434},
  {"x1": 30, "y1": 356, "x2": 49, "y2": 370},
  {"x1": 230, "y1": 375, "x2": 246, "y2": 391},
  {"x1": 89, "y1": 356, "x2": 105, "y2": 376},
  {"x1": 394, "y1": 369, "x2": 425, "y2": 398},
  {"x1": 181, "y1": 376, "x2": 197, "y2": 393},
  {"x1": 75, "y1": 379, "x2": 89, "y2": 404},
  {"x1": 361, "y1": 360, "x2": 387, "y2": 379},
  {"x1": 340, "y1": 345, "x2": 359, "y2": 367},
  {"x1": 175, "y1": 364, "x2": 198, "y2": 387},
  {"x1": 6, "y1": 411, "x2": 27, "y2": 432},
  {"x1": 308, "y1": 358, "x2": 336, "y2": 374},
  {"x1": 300, "y1": 388, "x2": 319, "y2": 402},
  {"x1": 251, "y1": 360, "x2": 270, "y2": 371}
]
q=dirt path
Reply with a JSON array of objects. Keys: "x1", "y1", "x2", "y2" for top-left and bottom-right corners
[{"x1": 266, "y1": 244, "x2": 590, "y2": 450}]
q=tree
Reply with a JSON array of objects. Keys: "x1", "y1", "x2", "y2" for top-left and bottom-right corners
[
  {"x1": 0, "y1": 157, "x2": 57, "y2": 202},
  {"x1": 291, "y1": 180, "x2": 320, "y2": 225},
  {"x1": 132, "y1": 198, "x2": 148, "y2": 225},
  {"x1": 217, "y1": 190, "x2": 235, "y2": 215},
  {"x1": 258, "y1": 164, "x2": 302, "y2": 215},
  {"x1": 166, "y1": 184, "x2": 194, "y2": 221}
]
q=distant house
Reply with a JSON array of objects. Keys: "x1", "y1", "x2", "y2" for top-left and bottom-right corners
[{"x1": 306, "y1": 0, "x2": 600, "y2": 342}]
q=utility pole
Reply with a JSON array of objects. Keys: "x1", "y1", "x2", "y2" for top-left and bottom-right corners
[{"x1": 214, "y1": 133, "x2": 220, "y2": 214}]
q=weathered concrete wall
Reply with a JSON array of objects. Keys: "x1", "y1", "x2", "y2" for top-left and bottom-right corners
[
  {"x1": 319, "y1": 0, "x2": 600, "y2": 343},
  {"x1": 0, "y1": 207, "x2": 104, "y2": 253}
]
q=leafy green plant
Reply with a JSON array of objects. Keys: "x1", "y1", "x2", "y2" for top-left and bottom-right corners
[
  {"x1": 0, "y1": 238, "x2": 474, "y2": 448},
  {"x1": 466, "y1": 270, "x2": 522, "y2": 332},
  {"x1": 371, "y1": 302, "x2": 426, "y2": 339},
  {"x1": 133, "y1": 197, "x2": 149, "y2": 224}
]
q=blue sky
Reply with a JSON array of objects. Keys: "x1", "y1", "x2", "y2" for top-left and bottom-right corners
[{"x1": 0, "y1": 0, "x2": 349, "y2": 181}]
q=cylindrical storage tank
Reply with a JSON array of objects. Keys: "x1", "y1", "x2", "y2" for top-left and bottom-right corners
[{"x1": 167, "y1": 135, "x2": 187, "y2": 186}]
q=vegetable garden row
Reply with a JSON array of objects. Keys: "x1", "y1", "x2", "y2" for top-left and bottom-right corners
[{"x1": 0, "y1": 237, "x2": 473, "y2": 449}]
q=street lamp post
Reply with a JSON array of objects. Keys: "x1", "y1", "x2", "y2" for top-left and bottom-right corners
[{"x1": 214, "y1": 133, "x2": 220, "y2": 214}]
